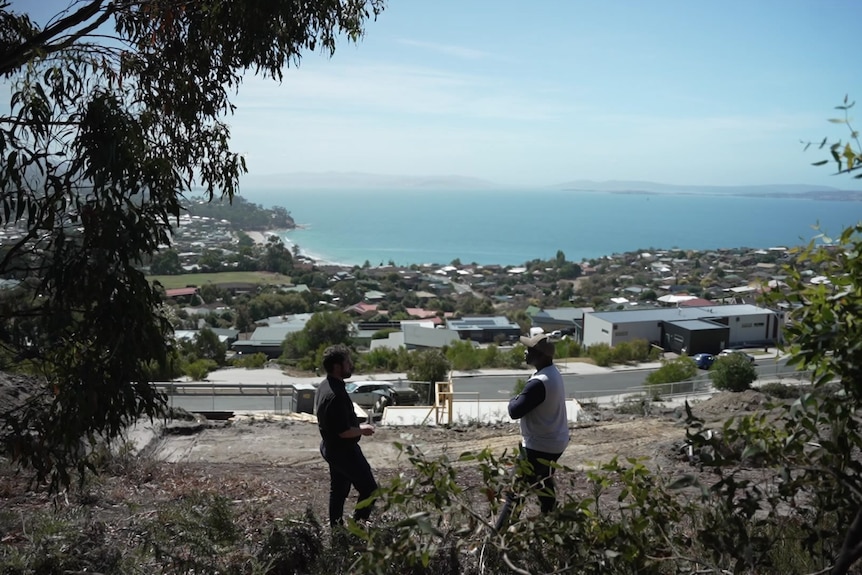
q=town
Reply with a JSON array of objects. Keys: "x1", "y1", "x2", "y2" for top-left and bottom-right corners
[{"x1": 149, "y1": 196, "x2": 804, "y2": 378}]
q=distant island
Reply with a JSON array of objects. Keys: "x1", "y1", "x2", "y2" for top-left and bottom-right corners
[{"x1": 238, "y1": 172, "x2": 860, "y2": 200}]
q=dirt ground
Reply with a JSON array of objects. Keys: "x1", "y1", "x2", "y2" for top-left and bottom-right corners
[
  {"x1": 0, "y1": 370, "x2": 776, "y2": 526},
  {"x1": 120, "y1": 389, "x2": 772, "y2": 520}
]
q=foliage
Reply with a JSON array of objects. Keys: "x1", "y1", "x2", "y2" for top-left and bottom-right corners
[
  {"x1": 584, "y1": 339, "x2": 655, "y2": 368},
  {"x1": 355, "y1": 346, "x2": 412, "y2": 373},
  {"x1": 185, "y1": 195, "x2": 295, "y2": 231},
  {"x1": 191, "y1": 327, "x2": 227, "y2": 366},
  {"x1": 282, "y1": 311, "x2": 352, "y2": 362},
  {"x1": 586, "y1": 342, "x2": 614, "y2": 366},
  {"x1": 232, "y1": 352, "x2": 268, "y2": 369},
  {"x1": 804, "y1": 96, "x2": 861, "y2": 178},
  {"x1": 446, "y1": 340, "x2": 481, "y2": 371},
  {"x1": 512, "y1": 377, "x2": 526, "y2": 396},
  {"x1": 709, "y1": 353, "x2": 757, "y2": 392},
  {"x1": 0, "y1": 0, "x2": 384, "y2": 489},
  {"x1": 407, "y1": 349, "x2": 451, "y2": 385},
  {"x1": 554, "y1": 337, "x2": 582, "y2": 358},
  {"x1": 645, "y1": 355, "x2": 697, "y2": 386},
  {"x1": 371, "y1": 328, "x2": 399, "y2": 340},
  {"x1": 183, "y1": 359, "x2": 218, "y2": 381}
]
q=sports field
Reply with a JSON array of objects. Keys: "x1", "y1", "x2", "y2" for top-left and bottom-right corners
[{"x1": 148, "y1": 271, "x2": 292, "y2": 289}]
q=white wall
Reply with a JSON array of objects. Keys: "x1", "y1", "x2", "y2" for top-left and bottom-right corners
[{"x1": 582, "y1": 314, "x2": 615, "y2": 347}]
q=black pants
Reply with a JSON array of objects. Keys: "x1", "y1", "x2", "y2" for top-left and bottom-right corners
[
  {"x1": 320, "y1": 440, "x2": 378, "y2": 526},
  {"x1": 494, "y1": 446, "x2": 563, "y2": 532}
]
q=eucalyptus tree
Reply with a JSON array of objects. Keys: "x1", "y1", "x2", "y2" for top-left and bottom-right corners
[{"x1": 0, "y1": 0, "x2": 384, "y2": 488}]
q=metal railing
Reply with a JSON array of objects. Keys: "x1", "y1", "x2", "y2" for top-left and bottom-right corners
[
  {"x1": 154, "y1": 382, "x2": 297, "y2": 413},
  {"x1": 570, "y1": 369, "x2": 815, "y2": 405}
]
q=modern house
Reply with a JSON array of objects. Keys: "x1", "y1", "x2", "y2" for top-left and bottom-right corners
[
  {"x1": 582, "y1": 304, "x2": 783, "y2": 354},
  {"x1": 369, "y1": 322, "x2": 461, "y2": 351},
  {"x1": 231, "y1": 315, "x2": 311, "y2": 358},
  {"x1": 527, "y1": 306, "x2": 594, "y2": 339},
  {"x1": 445, "y1": 316, "x2": 521, "y2": 343}
]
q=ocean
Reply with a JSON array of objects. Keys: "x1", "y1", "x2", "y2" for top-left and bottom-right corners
[{"x1": 242, "y1": 189, "x2": 861, "y2": 267}]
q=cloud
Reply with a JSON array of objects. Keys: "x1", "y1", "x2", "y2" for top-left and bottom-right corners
[
  {"x1": 233, "y1": 62, "x2": 575, "y2": 123},
  {"x1": 394, "y1": 38, "x2": 493, "y2": 61}
]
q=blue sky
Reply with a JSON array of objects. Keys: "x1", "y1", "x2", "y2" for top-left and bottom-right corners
[{"x1": 11, "y1": 0, "x2": 862, "y2": 187}]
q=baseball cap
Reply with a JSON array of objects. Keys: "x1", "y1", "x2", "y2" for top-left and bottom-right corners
[{"x1": 519, "y1": 333, "x2": 555, "y2": 358}]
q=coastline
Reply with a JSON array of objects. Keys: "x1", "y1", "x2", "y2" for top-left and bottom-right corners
[{"x1": 241, "y1": 229, "x2": 337, "y2": 267}]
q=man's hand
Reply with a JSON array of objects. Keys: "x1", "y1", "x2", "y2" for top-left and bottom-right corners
[{"x1": 359, "y1": 423, "x2": 376, "y2": 436}]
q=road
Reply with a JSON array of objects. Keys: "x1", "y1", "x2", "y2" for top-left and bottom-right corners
[{"x1": 165, "y1": 358, "x2": 796, "y2": 413}]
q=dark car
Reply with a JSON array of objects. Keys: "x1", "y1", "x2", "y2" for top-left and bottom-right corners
[
  {"x1": 692, "y1": 353, "x2": 716, "y2": 369},
  {"x1": 345, "y1": 381, "x2": 421, "y2": 412}
]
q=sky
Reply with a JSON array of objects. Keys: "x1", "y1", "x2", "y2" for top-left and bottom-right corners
[{"x1": 10, "y1": 0, "x2": 862, "y2": 188}]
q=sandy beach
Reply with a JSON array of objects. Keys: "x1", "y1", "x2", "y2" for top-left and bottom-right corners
[{"x1": 243, "y1": 230, "x2": 269, "y2": 246}]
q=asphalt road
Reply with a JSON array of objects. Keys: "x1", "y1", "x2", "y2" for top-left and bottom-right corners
[{"x1": 166, "y1": 357, "x2": 796, "y2": 413}]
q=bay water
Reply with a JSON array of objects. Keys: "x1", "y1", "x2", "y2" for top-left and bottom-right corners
[{"x1": 244, "y1": 189, "x2": 861, "y2": 267}]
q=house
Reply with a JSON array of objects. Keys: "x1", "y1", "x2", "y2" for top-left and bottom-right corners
[
  {"x1": 582, "y1": 304, "x2": 783, "y2": 354},
  {"x1": 165, "y1": 287, "x2": 198, "y2": 301},
  {"x1": 369, "y1": 322, "x2": 461, "y2": 351},
  {"x1": 445, "y1": 316, "x2": 521, "y2": 343},
  {"x1": 527, "y1": 307, "x2": 594, "y2": 342},
  {"x1": 232, "y1": 315, "x2": 311, "y2": 358}
]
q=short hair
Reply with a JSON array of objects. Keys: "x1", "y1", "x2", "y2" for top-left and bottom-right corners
[{"x1": 322, "y1": 344, "x2": 352, "y2": 374}]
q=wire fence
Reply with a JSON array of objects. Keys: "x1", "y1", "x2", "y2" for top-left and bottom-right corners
[{"x1": 154, "y1": 370, "x2": 816, "y2": 415}]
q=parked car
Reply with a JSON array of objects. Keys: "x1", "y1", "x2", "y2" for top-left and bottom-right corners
[
  {"x1": 345, "y1": 381, "x2": 421, "y2": 412},
  {"x1": 692, "y1": 353, "x2": 716, "y2": 369},
  {"x1": 718, "y1": 349, "x2": 756, "y2": 364}
]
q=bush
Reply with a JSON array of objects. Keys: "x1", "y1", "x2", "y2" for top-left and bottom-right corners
[
  {"x1": 555, "y1": 338, "x2": 582, "y2": 358},
  {"x1": 232, "y1": 352, "x2": 267, "y2": 369},
  {"x1": 183, "y1": 359, "x2": 218, "y2": 380},
  {"x1": 710, "y1": 354, "x2": 757, "y2": 392},
  {"x1": 512, "y1": 377, "x2": 526, "y2": 396},
  {"x1": 645, "y1": 356, "x2": 697, "y2": 386},
  {"x1": 587, "y1": 343, "x2": 614, "y2": 366},
  {"x1": 445, "y1": 340, "x2": 480, "y2": 371}
]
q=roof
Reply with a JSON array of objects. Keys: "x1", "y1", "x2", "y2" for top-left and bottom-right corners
[
  {"x1": 249, "y1": 324, "x2": 307, "y2": 343},
  {"x1": 531, "y1": 307, "x2": 593, "y2": 322},
  {"x1": 446, "y1": 316, "x2": 520, "y2": 331},
  {"x1": 165, "y1": 287, "x2": 198, "y2": 297},
  {"x1": 665, "y1": 319, "x2": 729, "y2": 331},
  {"x1": 589, "y1": 303, "x2": 775, "y2": 324}
]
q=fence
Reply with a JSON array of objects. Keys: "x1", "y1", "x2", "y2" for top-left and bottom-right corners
[
  {"x1": 154, "y1": 369, "x2": 816, "y2": 415},
  {"x1": 570, "y1": 369, "x2": 815, "y2": 406},
  {"x1": 154, "y1": 382, "x2": 297, "y2": 413}
]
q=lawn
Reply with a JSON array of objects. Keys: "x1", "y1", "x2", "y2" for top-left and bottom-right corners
[{"x1": 148, "y1": 271, "x2": 292, "y2": 289}]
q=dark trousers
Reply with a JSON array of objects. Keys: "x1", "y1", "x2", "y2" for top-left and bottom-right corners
[
  {"x1": 320, "y1": 440, "x2": 378, "y2": 526},
  {"x1": 494, "y1": 446, "x2": 563, "y2": 532}
]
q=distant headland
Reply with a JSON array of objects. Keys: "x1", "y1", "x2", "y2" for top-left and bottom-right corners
[{"x1": 237, "y1": 172, "x2": 861, "y2": 201}]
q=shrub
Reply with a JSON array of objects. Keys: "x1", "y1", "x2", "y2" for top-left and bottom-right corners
[
  {"x1": 233, "y1": 352, "x2": 267, "y2": 369},
  {"x1": 710, "y1": 353, "x2": 757, "y2": 392},
  {"x1": 645, "y1": 356, "x2": 697, "y2": 386},
  {"x1": 183, "y1": 359, "x2": 218, "y2": 380},
  {"x1": 445, "y1": 340, "x2": 480, "y2": 371},
  {"x1": 587, "y1": 343, "x2": 614, "y2": 366},
  {"x1": 512, "y1": 377, "x2": 526, "y2": 396}
]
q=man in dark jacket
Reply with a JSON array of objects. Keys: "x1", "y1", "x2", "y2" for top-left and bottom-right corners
[{"x1": 314, "y1": 344, "x2": 378, "y2": 526}]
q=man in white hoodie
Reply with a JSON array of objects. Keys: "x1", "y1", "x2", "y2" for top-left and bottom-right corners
[{"x1": 495, "y1": 333, "x2": 570, "y2": 529}]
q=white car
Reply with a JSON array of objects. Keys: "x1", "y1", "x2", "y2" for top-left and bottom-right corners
[
  {"x1": 718, "y1": 349, "x2": 756, "y2": 364},
  {"x1": 344, "y1": 381, "x2": 421, "y2": 410}
]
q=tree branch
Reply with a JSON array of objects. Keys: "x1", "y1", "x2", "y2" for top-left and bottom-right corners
[
  {"x1": 832, "y1": 504, "x2": 862, "y2": 575},
  {"x1": 0, "y1": 0, "x2": 114, "y2": 76}
]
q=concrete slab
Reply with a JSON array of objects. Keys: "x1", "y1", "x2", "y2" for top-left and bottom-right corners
[{"x1": 379, "y1": 399, "x2": 582, "y2": 426}]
